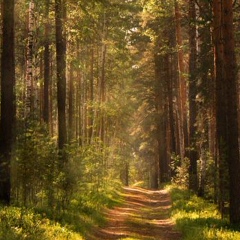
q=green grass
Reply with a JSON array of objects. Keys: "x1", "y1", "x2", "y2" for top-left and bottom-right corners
[
  {"x1": 0, "y1": 184, "x2": 123, "y2": 239},
  {"x1": 0, "y1": 206, "x2": 83, "y2": 240},
  {"x1": 167, "y1": 185, "x2": 240, "y2": 240}
]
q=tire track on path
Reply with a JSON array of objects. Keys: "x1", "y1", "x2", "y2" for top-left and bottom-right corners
[{"x1": 87, "y1": 187, "x2": 182, "y2": 240}]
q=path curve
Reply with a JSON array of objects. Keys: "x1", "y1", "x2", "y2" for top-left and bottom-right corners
[{"x1": 87, "y1": 187, "x2": 182, "y2": 240}]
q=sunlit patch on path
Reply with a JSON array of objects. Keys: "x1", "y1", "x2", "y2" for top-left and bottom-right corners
[{"x1": 87, "y1": 187, "x2": 182, "y2": 240}]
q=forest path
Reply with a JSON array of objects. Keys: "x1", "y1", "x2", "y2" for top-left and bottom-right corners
[{"x1": 87, "y1": 187, "x2": 182, "y2": 240}]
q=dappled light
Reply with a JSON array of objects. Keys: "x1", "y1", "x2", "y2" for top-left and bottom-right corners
[
  {"x1": 88, "y1": 187, "x2": 181, "y2": 240},
  {"x1": 170, "y1": 186, "x2": 240, "y2": 240}
]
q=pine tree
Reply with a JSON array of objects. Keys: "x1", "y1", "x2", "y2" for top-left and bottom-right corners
[{"x1": 0, "y1": 0, "x2": 16, "y2": 204}]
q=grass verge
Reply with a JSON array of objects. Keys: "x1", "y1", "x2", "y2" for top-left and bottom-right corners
[
  {"x1": 167, "y1": 185, "x2": 240, "y2": 240},
  {"x1": 0, "y1": 184, "x2": 123, "y2": 239},
  {"x1": 0, "y1": 206, "x2": 83, "y2": 240}
]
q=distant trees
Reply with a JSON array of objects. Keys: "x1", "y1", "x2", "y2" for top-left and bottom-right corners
[
  {"x1": 133, "y1": 0, "x2": 240, "y2": 224},
  {"x1": 0, "y1": 0, "x2": 137, "y2": 207}
]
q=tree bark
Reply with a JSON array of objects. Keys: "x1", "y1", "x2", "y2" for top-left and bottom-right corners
[
  {"x1": 222, "y1": 0, "x2": 240, "y2": 224},
  {"x1": 197, "y1": 0, "x2": 214, "y2": 198},
  {"x1": 155, "y1": 52, "x2": 169, "y2": 184},
  {"x1": 88, "y1": 46, "x2": 94, "y2": 143},
  {"x1": 0, "y1": 0, "x2": 16, "y2": 204},
  {"x1": 174, "y1": 0, "x2": 188, "y2": 160},
  {"x1": 55, "y1": 0, "x2": 67, "y2": 154},
  {"x1": 43, "y1": 0, "x2": 50, "y2": 124},
  {"x1": 213, "y1": 0, "x2": 240, "y2": 224},
  {"x1": 213, "y1": 0, "x2": 227, "y2": 215},
  {"x1": 188, "y1": 0, "x2": 198, "y2": 192},
  {"x1": 68, "y1": 63, "x2": 74, "y2": 142},
  {"x1": 25, "y1": 1, "x2": 35, "y2": 117}
]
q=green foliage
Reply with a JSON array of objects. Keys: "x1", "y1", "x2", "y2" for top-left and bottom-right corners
[
  {"x1": 13, "y1": 122, "x2": 120, "y2": 206},
  {"x1": 197, "y1": 153, "x2": 217, "y2": 200},
  {"x1": 168, "y1": 185, "x2": 240, "y2": 240},
  {"x1": 66, "y1": 139, "x2": 123, "y2": 206},
  {"x1": 66, "y1": 140, "x2": 110, "y2": 190},
  {"x1": 62, "y1": 182, "x2": 121, "y2": 227},
  {"x1": 0, "y1": 206, "x2": 83, "y2": 240},
  {"x1": 11, "y1": 119, "x2": 124, "y2": 236},
  {"x1": 13, "y1": 122, "x2": 58, "y2": 207},
  {"x1": 171, "y1": 156, "x2": 190, "y2": 189},
  {"x1": 34, "y1": 177, "x2": 123, "y2": 237}
]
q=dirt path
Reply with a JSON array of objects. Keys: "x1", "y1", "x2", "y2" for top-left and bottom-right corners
[{"x1": 87, "y1": 187, "x2": 182, "y2": 240}]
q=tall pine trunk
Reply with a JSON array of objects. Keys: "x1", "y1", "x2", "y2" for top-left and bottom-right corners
[
  {"x1": 188, "y1": 0, "x2": 198, "y2": 192},
  {"x1": 213, "y1": 0, "x2": 240, "y2": 224},
  {"x1": 174, "y1": 0, "x2": 188, "y2": 160},
  {"x1": 222, "y1": 0, "x2": 240, "y2": 224},
  {"x1": 213, "y1": 0, "x2": 228, "y2": 215},
  {"x1": 68, "y1": 62, "x2": 74, "y2": 142},
  {"x1": 43, "y1": 0, "x2": 50, "y2": 125},
  {"x1": 55, "y1": 0, "x2": 67, "y2": 156},
  {"x1": 0, "y1": 0, "x2": 16, "y2": 204},
  {"x1": 25, "y1": 1, "x2": 35, "y2": 117}
]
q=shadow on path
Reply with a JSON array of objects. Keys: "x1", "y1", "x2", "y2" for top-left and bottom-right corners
[{"x1": 87, "y1": 187, "x2": 182, "y2": 240}]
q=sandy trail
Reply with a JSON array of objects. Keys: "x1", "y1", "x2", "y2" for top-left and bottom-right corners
[{"x1": 87, "y1": 187, "x2": 182, "y2": 240}]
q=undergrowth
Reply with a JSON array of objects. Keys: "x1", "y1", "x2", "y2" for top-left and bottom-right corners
[
  {"x1": 168, "y1": 185, "x2": 240, "y2": 240},
  {"x1": 0, "y1": 206, "x2": 83, "y2": 240},
  {"x1": 0, "y1": 182, "x2": 123, "y2": 240}
]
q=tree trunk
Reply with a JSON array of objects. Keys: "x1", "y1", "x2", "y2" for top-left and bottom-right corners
[
  {"x1": 155, "y1": 52, "x2": 169, "y2": 184},
  {"x1": 197, "y1": 0, "x2": 214, "y2": 198},
  {"x1": 88, "y1": 46, "x2": 94, "y2": 143},
  {"x1": 213, "y1": 0, "x2": 227, "y2": 215},
  {"x1": 25, "y1": 1, "x2": 35, "y2": 117},
  {"x1": 174, "y1": 0, "x2": 188, "y2": 160},
  {"x1": 99, "y1": 44, "x2": 107, "y2": 143},
  {"x1": 213, "y1": 0, "x2": 240, "y2": 224},
  {"x1": 49, "y1": 56, "x2": 54, "y2": 136},
  {"x1": 68, "y1": 63, "x2": 74, "y2": 142},
  {"x1": 188, "y1": 0, "x2": 198, "y2": 192},
  {"x1": 99, "y1": 12, "x2": 108, "y2": 143},
  {"x1": 55, "y1": 0, "x2": 67, "y2": 155},
  {"x1": 0, "y1": 0, "x2": 16, "y2": 204},
  {"x1": 222, "y1": 0, "x2": 240, "y2": 224},
  {"x1": 43, "y1": 0, "x2": 50, "y2": 125}
]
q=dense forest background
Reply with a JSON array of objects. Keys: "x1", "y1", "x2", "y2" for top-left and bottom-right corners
[{"x1": 1, "y1": 0, "x2": 240, "y2": 232}]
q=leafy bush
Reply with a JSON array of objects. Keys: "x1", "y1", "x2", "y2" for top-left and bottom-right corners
[
  {"x1": 171, "y1": 155, "x2": 190, "y2": 189},
  {"x1": 10, "y1": 125, "x2": 124, "y2": 239},
  {"x1": 12, "y1": 122, "x2": 58, "y2": 207},
  {"x1": 0, "y1": 178, "x2": 122, "y2": 239}
]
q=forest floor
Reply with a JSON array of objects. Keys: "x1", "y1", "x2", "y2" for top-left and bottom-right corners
[{"x1": 87, "y1": 187, "x2": 182, "y2": 240}]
